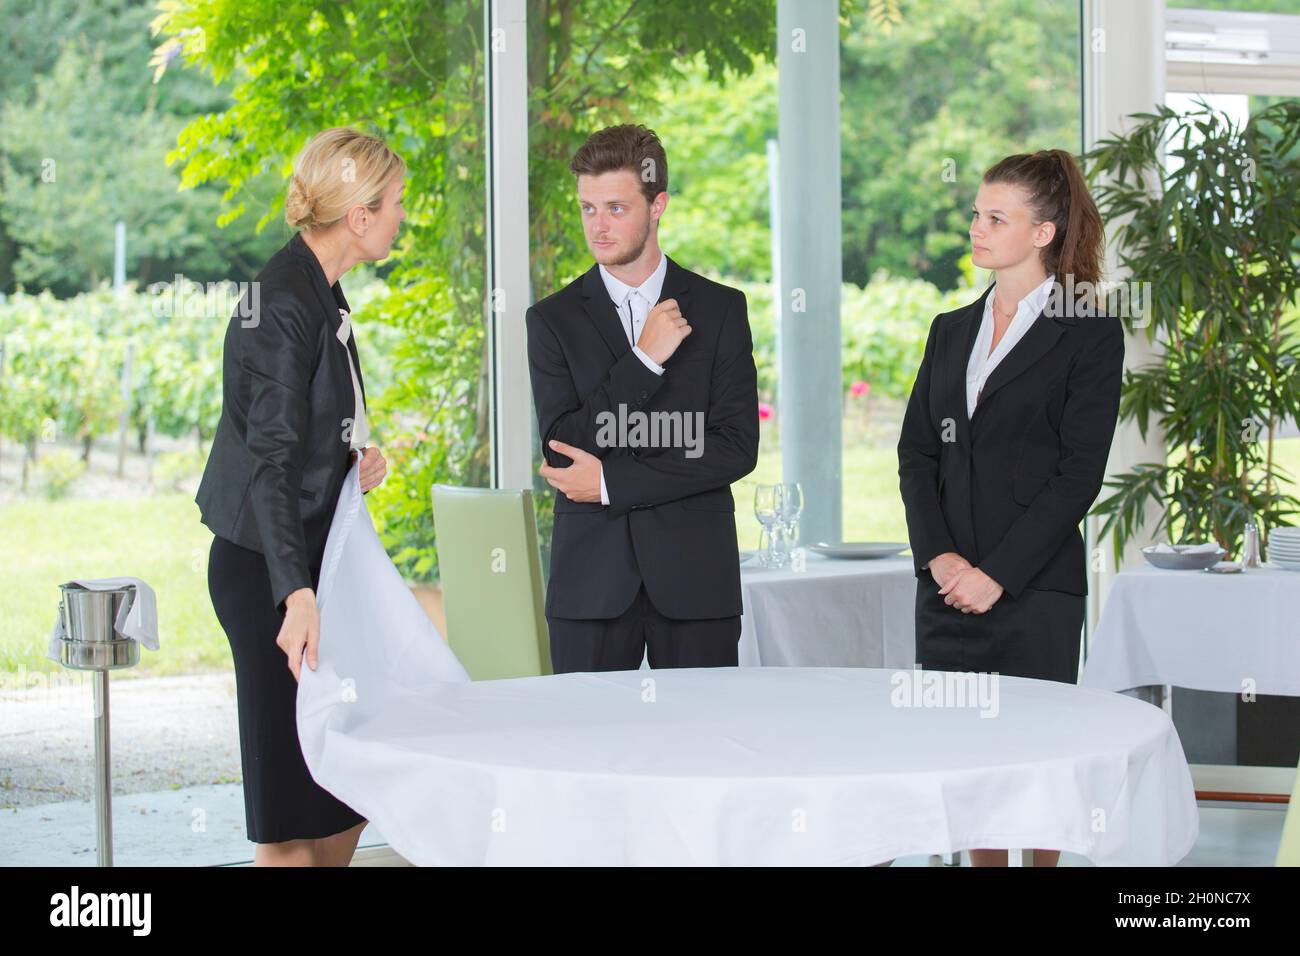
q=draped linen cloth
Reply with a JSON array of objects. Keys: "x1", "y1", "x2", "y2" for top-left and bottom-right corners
[{"x1": 297, "y1": 464, "x2": 1198, "y2": 866}]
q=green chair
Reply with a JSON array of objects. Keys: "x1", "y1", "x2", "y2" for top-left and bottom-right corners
[
  {"x1": 430, "y1": 484, "x2": 551, "y2": 680},
  {"x1": 1277, "y1": 760, "x2": 1300, "y2": 866}
]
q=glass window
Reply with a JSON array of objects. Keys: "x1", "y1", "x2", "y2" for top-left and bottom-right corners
[
  {"x1": 0, "y1": 0, "x2": 488, "y2": 865},
  {"x1": 839, "y1": 0, "x2": 1084, "y2": 543}
]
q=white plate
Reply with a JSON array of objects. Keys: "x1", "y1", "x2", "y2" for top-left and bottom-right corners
[{"x1": 808, "y1": 542, "x2": 909, "y2": 560}]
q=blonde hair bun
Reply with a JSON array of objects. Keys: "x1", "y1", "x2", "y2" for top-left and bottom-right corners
[
  {"x1": 284, "y1": 175, "x2": 317, "y2": 229},
  {"x1": 284, "y1": 127, "x2": 407, "y2": 232}
]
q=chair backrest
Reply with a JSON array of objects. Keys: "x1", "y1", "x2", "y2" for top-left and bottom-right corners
[
  {"x1": 430, "y1": 484, "x2": 551, "y2": 680},
  {"x1": 1277, "y1": 760, "x2": 1300, "y2": 866}
]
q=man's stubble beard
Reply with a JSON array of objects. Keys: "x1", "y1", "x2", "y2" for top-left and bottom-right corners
[{"x1": 602, "y1": 216, "x2": 652, "y2": 267}]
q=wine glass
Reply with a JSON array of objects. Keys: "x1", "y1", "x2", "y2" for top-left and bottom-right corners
[
  {"x1": 778, "y1": 482, "x2": 804, "y2": 548},
  {"x1": 754, "y1": 484, "x2": 784, "y2": 567}
]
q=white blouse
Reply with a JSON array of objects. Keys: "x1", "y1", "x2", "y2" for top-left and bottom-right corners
[
  {"x1": 337, "y1": 309, "x2": 370, "y2": 453},
  {"x1": 965, "y1": 273, "x2": 1057, "y2": 419}
]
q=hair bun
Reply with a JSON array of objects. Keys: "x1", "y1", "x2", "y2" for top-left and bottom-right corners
[
  {"x1": 285, "y1": 174, "x2": 317, "y2": 228},
  {"x1": 284, "y1": 127, "x2": 408, "y2": 232}
]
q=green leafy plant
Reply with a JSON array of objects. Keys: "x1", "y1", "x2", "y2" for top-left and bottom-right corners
[
  {"x1": 35, "y1": 448, "x2": 84, "y2": 500},
  {"x1": 154, "y1": 449, "x2": 206, "y2": 492},
  {"x1": 0, "y1": 284, "x2": 249, "y2": 483},
  {"x1": 1087, "y1": 100, "x2": 1300, "y2": 562}
]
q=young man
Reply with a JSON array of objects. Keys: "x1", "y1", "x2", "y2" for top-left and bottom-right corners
[{"x1": 526, "y1": 124, "x2": 759, "y2": 673}]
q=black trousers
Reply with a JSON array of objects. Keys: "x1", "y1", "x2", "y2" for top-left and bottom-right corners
[
  {"x1": 547, "y1": 583, "x2": 741, "y2": 673},
  {"x1": 207, "y1": 534, "x2": 366, "y2": 844},
  {"x1": 914, "y1": 568, "x2": 1083, "y2": 684}
]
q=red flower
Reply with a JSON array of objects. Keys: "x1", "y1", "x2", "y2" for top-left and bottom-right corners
[
  {"x1": 758, "y1": 402, "x2": 773, "y2": 421},
  {"x1": 849, "y1": 380, "x2": 870, "y2": 398}
]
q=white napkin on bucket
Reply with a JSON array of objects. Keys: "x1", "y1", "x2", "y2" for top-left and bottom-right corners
[{"x1": 46, "y1": 577, "x2": 159, "y2": 663}]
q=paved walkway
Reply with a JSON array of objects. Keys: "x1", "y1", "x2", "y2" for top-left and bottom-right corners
[
  {"x1": 0, "y1": 672, "x2": 390, "y2": 864},
  {"x1": 0, "y1": 780, "x2": 387, "y2": 865},
  {"x1": 2, "y1": 673, "x2": 244, "y2": 808}
]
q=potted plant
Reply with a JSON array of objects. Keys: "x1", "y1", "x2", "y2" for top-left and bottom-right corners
[{"x1": 1086, "y1": 100, "x2": 1300, "y2": 563}]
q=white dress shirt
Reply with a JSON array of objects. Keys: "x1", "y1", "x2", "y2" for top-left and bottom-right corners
[
  {"x1": 337, "y1": 308, "x2": 370, "y2": 453},
  {"x1": 966, "y1": 273, "x2": 1056, "y2": 420},
  {"x1": 594, "y1": 253, "x2": 668, "y2": 505}
]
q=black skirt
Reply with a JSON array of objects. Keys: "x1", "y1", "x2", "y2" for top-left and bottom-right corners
[
  {"x1": 207, "y1": 533, "x2": 366, "y2": 843},
  {"x1": 914, "y1": 567, "x2": 1083, "y2": 684}
]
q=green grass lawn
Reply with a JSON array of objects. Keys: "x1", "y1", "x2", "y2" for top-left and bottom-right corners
[
  {"x1": 5, "y1": 436, "x2": 1299, "y2": 677},
  {"x1": 731, "y1": 440, "x2": 911, "y2": 551}
]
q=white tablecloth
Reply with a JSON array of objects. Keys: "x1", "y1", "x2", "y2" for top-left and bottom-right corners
[
  {"x1": 1083, "y1": 563, "x2": 1300, "y2": 696},
  {"x1": 299, "y1": 472, "x2": 1197, "y2": 866},
  {"x1": 739, "y1": 553, "x2": 916, "y2": 667}
]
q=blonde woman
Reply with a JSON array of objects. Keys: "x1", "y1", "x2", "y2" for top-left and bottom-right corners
[{"x1": 197, "y1": 127, "x2": 405, "y2": 866}]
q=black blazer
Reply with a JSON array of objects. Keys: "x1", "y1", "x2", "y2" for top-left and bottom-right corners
[
  {"x1": 196, "y1": 231, "x2": 367, "y2": 613},
  {"x1": 526, "y1": 257, "x2": 760, "y2": 620},
  {"x1": 897, "y1": 283, "x2": 1124, "y2": 599}
]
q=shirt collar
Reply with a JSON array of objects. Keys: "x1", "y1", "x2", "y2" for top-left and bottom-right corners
[
  {"x1": 991, "y1": 272, "x2": 1056, "y2": 318},
  {"x1": 598, "y1": 252, "x2": 668, "y2": 309}
]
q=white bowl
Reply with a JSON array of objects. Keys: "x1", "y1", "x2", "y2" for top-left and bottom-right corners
[{"x1": 1142, "y1": 544, "x2": 1226, "y2": 570}]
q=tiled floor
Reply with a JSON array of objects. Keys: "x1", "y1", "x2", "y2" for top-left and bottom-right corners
[
  {"x1": 0, "y1": 784, "x2": 1287, "y2": 866},
  {"x1": 886, "y1": 803, "x2": 1287, "y2": 866}
]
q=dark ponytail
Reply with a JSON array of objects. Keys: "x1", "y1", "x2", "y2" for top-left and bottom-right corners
[{"x1": 983, "y1": 149, "x2": 1104, "y2": 292}]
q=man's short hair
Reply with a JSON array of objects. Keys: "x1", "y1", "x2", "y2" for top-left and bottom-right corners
[{"x1": 569, "y1": 124, "x2": 668, "y2": 204}]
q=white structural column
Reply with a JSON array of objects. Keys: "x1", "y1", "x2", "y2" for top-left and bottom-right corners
[
  {"x1": 1082, "y1": 0, "x2": 1168, "y2": 633},
  {"x1": 486, "y1": 0, "x2": 533, "y2": 490},
  {"x1": 776, "y1": 0, "x2": 843, "y2": 546}
]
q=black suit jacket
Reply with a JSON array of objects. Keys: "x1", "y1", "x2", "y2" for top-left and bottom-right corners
[
  {"x1": 897, "y1": 283, "x2": 1124, "y2": 599},
  {"x1": 196, "y1": 231, "x2": 367, "y2": 613},
  {"x1": 526, "y1": 256, "x2": 760, "y2": 620}
]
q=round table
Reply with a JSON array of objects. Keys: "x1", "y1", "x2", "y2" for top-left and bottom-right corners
[{"x1": 303, "y1": 666, "x2": 1199, "y2": 866}]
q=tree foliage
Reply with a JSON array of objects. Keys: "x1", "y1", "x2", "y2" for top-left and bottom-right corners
[{"x1": 0, "y1": 0, "x2": 282, "y2": 295}]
